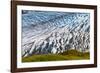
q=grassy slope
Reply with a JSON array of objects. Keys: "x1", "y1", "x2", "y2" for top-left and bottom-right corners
[{"x1": 22, "y1": 49, "x2": 90, "y2": 62}]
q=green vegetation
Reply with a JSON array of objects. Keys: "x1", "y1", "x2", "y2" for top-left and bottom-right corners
[{"x1": 22, "y1": 49, "x2": 90, "y2": 62}]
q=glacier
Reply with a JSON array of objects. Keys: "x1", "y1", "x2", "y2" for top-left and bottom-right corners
[{"x1": 21, "y1": 10, "x2": 90, "y2": 57}]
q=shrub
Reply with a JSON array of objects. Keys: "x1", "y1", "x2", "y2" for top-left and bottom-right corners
[{"x1": 60, "y1": 49, "x2": 90, "y2": 57}]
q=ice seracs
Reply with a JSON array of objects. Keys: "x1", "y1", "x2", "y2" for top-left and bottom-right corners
[{"x1": 22, "y1": 11, "x2": 90, "y2": 57}]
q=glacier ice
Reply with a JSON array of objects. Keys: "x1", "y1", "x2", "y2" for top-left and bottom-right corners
[{"x1": 21, "y1": 10, "x2": 90, "y2": 57}]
